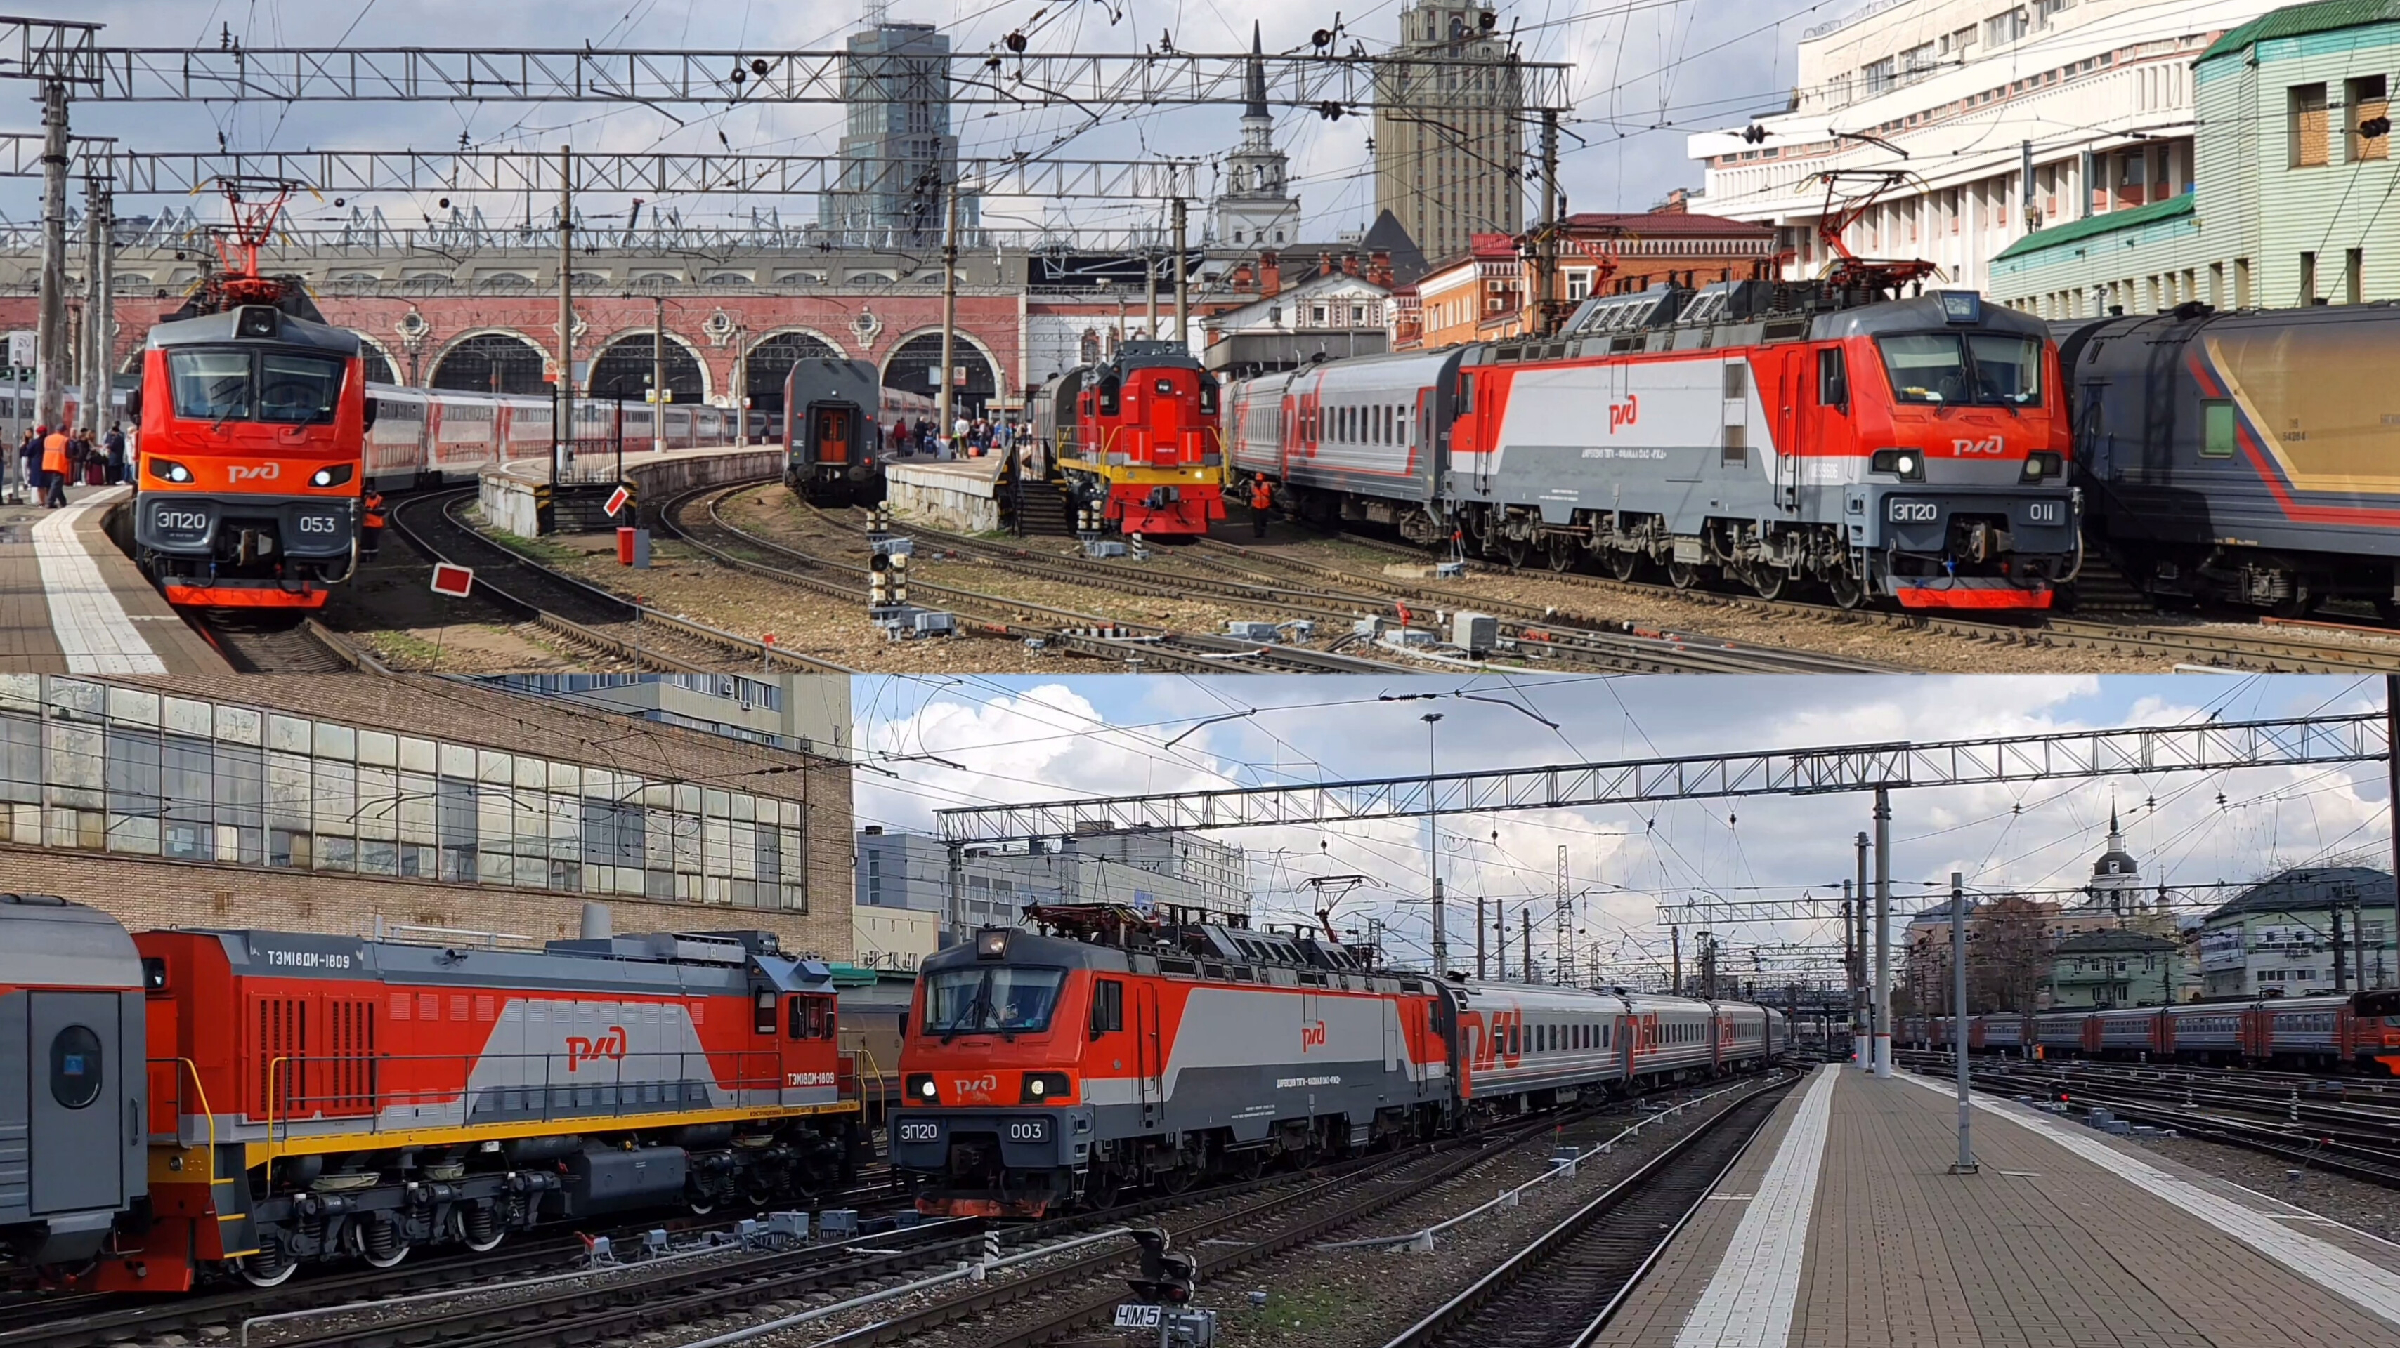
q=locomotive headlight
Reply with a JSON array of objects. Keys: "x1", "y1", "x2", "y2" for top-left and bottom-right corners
[
  {"x1": 2020, "y1": 452, "x2": 2063, "y2": 485},
  {"x1": 907, "y1": 1072, "x2": 938, "y2": 1101},
  {"x1": 1021, "y1": 1071, "x2": 1071, "y2": 1103},
  {"x1": 1869, "y1": 449, "x2": 1924, "y2": 482},
  {"x1": 149, "y1": 457, "x2": 195, "y2": 484},
  {"x1": 309, "y1": 464, "x2": 356, "y2": 488}
]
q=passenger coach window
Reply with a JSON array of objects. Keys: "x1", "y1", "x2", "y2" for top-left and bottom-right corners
[
  {"x1": 2202, "y1": 400, "x2": 2236, "y2": 458},
  {"x1": 49, "y1": 1025, "x2": 102, "y2": 1109}
]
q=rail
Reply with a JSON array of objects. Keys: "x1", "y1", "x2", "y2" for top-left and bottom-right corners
[{"x1": 1320, "y1": 1077, "x2": 1762, "y2": 1252}]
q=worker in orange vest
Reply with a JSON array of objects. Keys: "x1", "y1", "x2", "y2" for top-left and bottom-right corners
[
  {"x1": 39, "y1": 425, "x2": 69, "y2": 509},
  {"x1": 1248, "y1": 475, "x2": 1275, "y2": 538},
  {"x1": 361, "y1": 489, "x2": 387, "y2": 560}
]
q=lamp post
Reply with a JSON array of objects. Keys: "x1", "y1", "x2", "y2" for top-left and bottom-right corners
[{"x1": 1424, "y1": 712, "x2": 1446, "y2": 976}]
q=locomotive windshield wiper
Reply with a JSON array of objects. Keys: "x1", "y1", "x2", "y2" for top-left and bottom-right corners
[{"x1": 939, "y1": 979, "x2": 996, "y2": 1042}]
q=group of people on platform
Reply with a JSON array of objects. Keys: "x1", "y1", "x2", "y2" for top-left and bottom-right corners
[
  {"x1": 887, "y1": 414, "x2": 1022, "y2": 461},
  {"x1": 15, "y1": 423, "x2": 128, "y2": 507}
]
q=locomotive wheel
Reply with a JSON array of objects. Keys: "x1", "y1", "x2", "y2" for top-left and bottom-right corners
[
  {"x1": 358, "y1": 1220, "x2": 409, "y2": 1269},
  {"x1": 1826, "y1": 572, "x2": 1867, "y2": 610},
  {"x1": 1544, "y1": 536, "x2": 1578, "y2": 573},
  {"x1": 1608, "y1": 549, "x2": 1641, "y2": 582},
  {"x1": 1502, "y1": 536, "x2": 1532, "y2": 569},
  {"x1": 1750, "y1": 568, "x2": 1788, "y2": 601},
  {"x1": 1666, "y1": 560, "x2": 1700, "y2": 590},
  {"x1": 1085, "y1": 1166, "x2": 1124, "y2": 1209},
  {"x1": 238, "y1": 1240, "x2": 299, "y2": 1288},
  {"x1": 458, "y1": 1205, "x2": 506, "y2": 1254},
  {"x1": 1156, "y1": 1164, "x2": 1194, "y2": 1195}
]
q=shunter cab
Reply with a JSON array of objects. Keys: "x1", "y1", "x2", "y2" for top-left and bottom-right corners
[
  {"x1": 129, "y1": 306, "x2": 368, "y2": 609},
  {"x1": 1055, "y1": 340, "x2": 1226, "y2": 536}
]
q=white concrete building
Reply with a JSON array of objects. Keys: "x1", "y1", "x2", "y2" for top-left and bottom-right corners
[{"x1": 1687, "y1": 0, "x2": 2287, "y2": 295}]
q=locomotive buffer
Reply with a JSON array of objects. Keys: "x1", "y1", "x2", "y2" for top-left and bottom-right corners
[{"x1": 1114, "y1": 1227, "x2": 1213, "y2": 1346}]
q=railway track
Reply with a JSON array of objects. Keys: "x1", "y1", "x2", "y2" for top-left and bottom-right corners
[
  {"x1": 798, "y1": 1102, "x2": 1624, "y2": 1348},
  {"x1": 1303, "y1": 526, "x2": 2400, "y2": 674},
  {"x1": 1381, "y1": 1074, "x2": 1796, "y2": 1348},
  {"x1": 1897, "y1": 1053, "x2": 2400, "y2": 1187},
  {"x1": 197, "y1": 616, "x2": 381, "y2": 674},
  {"x1": 660, "y1": 483, "x2": 1413, "y2": 673},
  {"x1": 388, "y1": 488, "x2": 851, "y2": 674},
  {"x1": 779, "y1": 490, "x2": 1891, "y2": 674}
]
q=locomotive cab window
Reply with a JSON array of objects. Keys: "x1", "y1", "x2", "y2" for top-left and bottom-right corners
[
  {"x1": 755, "y1": 990, "x2": 778, "y2": 1034},
  {"x1": 1878, "y1": 333, "x2": 2043, "y2": 407},
  {"x1": 924, "y1": 964, "x2": 1068, "y2": 1037},
  {"x1": 1198, "y1": 378, "x2": 1219, "y2": 415},
  {"x1": 1097, "y1": 376, "x2": 1121, "y2": 416},
  {"x1": 788, "y1": 993, "x2": 834, "y2": 1040},
  {"x1": 1816, "y1": 347, "x2": 1849, "y2": 408},
  {"x1": 1089, "y1": 978, "x2": 1124, "y2": 1038}
]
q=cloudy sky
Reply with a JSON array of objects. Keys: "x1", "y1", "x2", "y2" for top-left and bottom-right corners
[
  {"x1": 30, "y1": 0, "x2": 1822, "y2": 238},
  {"x1": 853, "y1": 674, "x2": 2392, "y2": 988}
]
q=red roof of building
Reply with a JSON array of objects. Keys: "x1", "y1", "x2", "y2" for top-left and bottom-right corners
[{"x1": 1559, "y1": 210, "x2": 1773, "y2": 238}]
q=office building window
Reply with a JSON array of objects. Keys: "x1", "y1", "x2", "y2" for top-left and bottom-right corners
[{"x1": 2292, "y1": 83, "x2": 2330, "y2": 167}]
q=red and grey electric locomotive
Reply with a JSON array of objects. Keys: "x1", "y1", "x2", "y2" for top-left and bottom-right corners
[
  {"x1": 887, "y1": 905, "x2": 1785, "y2": 1218},
  {"x1": 1228, "y1": 279, "x2": 2079, "y2": 609}
]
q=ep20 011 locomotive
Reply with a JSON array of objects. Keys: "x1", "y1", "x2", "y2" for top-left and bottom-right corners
[
  {"x1": 0, "y1": 895, "x2": 864, "y2": 1292},
  {"x1": 888, "y1": 905, "x2": 1786, "y2": 1217},
  {"x1": 1229, "y1": 280, "x2": 2079, "y2": 609}
]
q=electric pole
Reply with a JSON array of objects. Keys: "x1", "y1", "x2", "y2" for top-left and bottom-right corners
[
  {"x1": 937, "y1": 172, "x2": 960, "y2": 443},
  {"x1": 651, "y1": 295, "x2": 666, "y2": 455},
  {"x1": 555, "y1": 144, "x2": 574, "y2": 484},
  {"x1": 1522, "y1": 906, "x2": 1533, "y2": 984},
  {"x1": 81, "y1": 173, "x2": 106, "y2": 435},
  {"x1": 1476, "y1": 896, "x2": 1487, "y2": 981},
  {"x1": 1172, "y1": 196, "x2": 1189, "y2": 345},
  {"x1": 35, "y1": 79, "x2": 69, "y2": 436},
  {"x1": 1532, "y1": 107, "x2": 1561, "y2": 337},
  {"x1": 1874, "y1": 788, "x2": 1893, "y2": 1078},
  {"x1": 1424, "y1": 712, "x2": 1446, "y2": 976}
]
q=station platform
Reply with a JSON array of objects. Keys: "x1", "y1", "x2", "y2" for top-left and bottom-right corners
[
  {"x1": 1597, "y1": 1064, "x2": 2400, "y2": 1348},
  {"x1": 885, "y1": 450, "x2": 1005, "y2": 533},
  {"x1": 0, "y1": 486, "x2": 228, "y2": 676},
  {"x1": 479, "y1": 443, "x2": 780, "y2": 536}
]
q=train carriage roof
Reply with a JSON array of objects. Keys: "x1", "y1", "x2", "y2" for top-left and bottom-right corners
[
  {"x1": 168, "y1": 926, "x2": 830, "y2": 996},
  {"x1": 0, "y1": 894, "x2": 143, "y2": 992}
]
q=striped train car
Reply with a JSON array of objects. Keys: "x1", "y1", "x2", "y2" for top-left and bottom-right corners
[
  {"x1": 888, "y1": 906, "x2": 1786, "y2": 1219},
  {"x1": 358, "y1": 386, "x2": 747, "y2": 492},
  {"x1": 1910, "y1": 991, "x2": 2400, "y2": 1073}
]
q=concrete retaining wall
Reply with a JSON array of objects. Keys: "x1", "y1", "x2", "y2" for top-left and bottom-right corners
[
  {"x1": 479, "y1": 446, "x2": 783, "y2": 536},
  {"x1": 887, "y1": 460, "x2": 1002, "y2": 534}
]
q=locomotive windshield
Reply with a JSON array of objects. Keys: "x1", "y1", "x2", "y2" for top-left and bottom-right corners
[
  {"x1": 1877, "y1": 333, "x2": 2043, "y2": 407},
  {"x1": 922, "y1": 965, "x2": 1068, "y2": 1038},
  {"x1": 168, "y1": 348, "x2": 346, "y2": 425}
]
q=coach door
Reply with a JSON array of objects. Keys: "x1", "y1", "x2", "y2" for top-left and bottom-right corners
[
  {"x1": 28, "y1": 991, "x2": 130, "y2": 1216},
  {"x1": 812, "y1": 405, "x2": 856, "y2": 467}
]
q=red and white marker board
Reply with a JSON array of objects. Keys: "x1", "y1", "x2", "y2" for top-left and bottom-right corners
[
  {"x1": 430, "y1": 563, "x2": 475, "y2": 598},
  {"x1": 605, "y1": 485, "x2": 631, "y2": 517}
]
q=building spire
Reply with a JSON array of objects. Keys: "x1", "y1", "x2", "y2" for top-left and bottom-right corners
[{"x1": 1245, "y1": 22, "x2": 1269, "y2": 120}]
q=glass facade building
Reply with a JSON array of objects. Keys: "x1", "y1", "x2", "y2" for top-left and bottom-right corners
[{"x1": 0, "y1": 676, "x2": 810, "y2": 910}]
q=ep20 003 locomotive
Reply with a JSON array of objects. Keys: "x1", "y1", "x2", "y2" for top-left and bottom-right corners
[{"x1": 888, "y1": 905, "x2": 1785, "y2": 1217}]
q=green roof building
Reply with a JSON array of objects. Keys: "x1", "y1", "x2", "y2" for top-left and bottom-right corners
[{"x1": 1991, "y1": 0, "x2": 2400, "y2": 316}]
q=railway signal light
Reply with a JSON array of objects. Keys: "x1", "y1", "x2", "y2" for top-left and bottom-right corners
[{"x1": 1124, "y1": 1228, "x2": 1194, "y2": 1305}]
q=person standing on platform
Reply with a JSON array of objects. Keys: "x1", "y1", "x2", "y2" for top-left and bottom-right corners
[
  {"x1": 40, "y1": 425, "x2": 69, "y2": 508},
  {"x1": 1249, "y1": 475, "x2": 1276, "y2": 538},
  {"x1": 103, "y1": 423, "x2": 126, "y2": 485},
  {"x1": 361, "y1": 489, "x2": 387, "y2": 560},
  {"x1": 13, "y1": 428, "x2": 36, "y2": 503}
]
